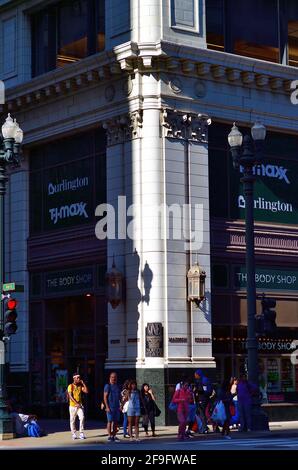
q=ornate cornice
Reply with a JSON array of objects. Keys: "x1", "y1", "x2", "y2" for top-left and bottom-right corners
[
  {"x1": 161, "y1": 108, "x2": 211, "y2": 142},
  {"x1": 2, "y1": 40, "x2": 297, "y2": 116},
  {"x1": 102, "y1": 110, "x2": 143, "y2": 145}
]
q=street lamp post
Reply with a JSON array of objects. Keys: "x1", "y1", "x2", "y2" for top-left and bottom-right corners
[
  {"x1": 228, "y1": 122, "x2": 269, "y2": 431},
  {"x1": 0, "y1": 114, "x2": 23, "y2": 439}
]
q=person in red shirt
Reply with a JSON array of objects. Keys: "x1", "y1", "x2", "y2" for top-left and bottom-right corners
[{"x1": 172, "y1": 380, "x2": 194, "y2": 440}]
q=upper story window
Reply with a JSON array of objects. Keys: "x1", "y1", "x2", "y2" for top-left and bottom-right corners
[
  {"x1": 206, "y1": 0, "x2": 298, "y2": 67},
  {"x1": 32, "y1": 0, "x2": 105, "y2": 77}
]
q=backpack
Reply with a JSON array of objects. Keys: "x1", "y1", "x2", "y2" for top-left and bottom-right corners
[{"x1": 26, "y1": 421, "x2": 42, "y2": 437}]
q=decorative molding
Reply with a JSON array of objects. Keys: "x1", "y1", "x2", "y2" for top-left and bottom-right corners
[
  {"x1": 211, "y1": 220, "x2": 298, "y2": 258},
  {"x1": 102, "y1": 110, "x2": 143, "y2": 146},
  {"x1": 5, "y1": 40, "x2": 297, "y2": 113},
  {"x1": 161, "y1": 108, "x2": 211, "y2": 142}
]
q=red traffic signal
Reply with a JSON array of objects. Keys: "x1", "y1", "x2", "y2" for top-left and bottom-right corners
[
  {"x1": 4, "y1": 297, "x2": 18, "y2": 335},
  {"x1": 7, "y1": 298, "x2": 18, "y2": 310}
]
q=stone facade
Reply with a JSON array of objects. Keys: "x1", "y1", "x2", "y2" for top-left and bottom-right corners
[{"x1": 0, "y1": 0, "x2": 298, "y2": 418}]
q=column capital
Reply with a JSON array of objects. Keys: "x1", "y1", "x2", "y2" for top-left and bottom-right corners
[
  {"x1": 103, "y1": 110, "x2": 143, "y2": 146},
  {"x1": 161, "y1": 108, "x2": 211, "y2": 142}
]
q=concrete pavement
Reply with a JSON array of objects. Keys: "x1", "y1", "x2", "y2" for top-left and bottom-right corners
[{"x1": 1, "y1": 420, "x2": 298, "y2": 449}]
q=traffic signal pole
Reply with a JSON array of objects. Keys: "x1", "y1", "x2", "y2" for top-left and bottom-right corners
[{"x1": 0, "y1": 163, "x2": 14, "y2": 439}]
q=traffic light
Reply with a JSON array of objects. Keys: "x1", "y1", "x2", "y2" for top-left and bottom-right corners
[
  {"x1": 255, "y1": 296, "x2": 277, "y2": 336},
  {"x1": 262, "y1": 296, "x2": 277, "y2": 335},
  {"x1": 4, "y1": 298, "x2": 18, "y2": 336}
]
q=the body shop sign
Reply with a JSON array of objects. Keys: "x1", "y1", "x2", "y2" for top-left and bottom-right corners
[
  {"x1": 45, "y1": 267, "x2": 94, "y2": 295},
  {"x1": 234, "y1": 266, "x2": 298, "y2": 291},
  {"x1": 230, "y1": 158, "x2": 298, "y2": 224},
  {"x1": 44, "y1": 159, "x2": 93, "y2": 230}
]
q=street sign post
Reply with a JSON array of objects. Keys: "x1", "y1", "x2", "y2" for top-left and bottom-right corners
[{"x1": 2, "y1": 283, "x2": 24, "y2": 293}]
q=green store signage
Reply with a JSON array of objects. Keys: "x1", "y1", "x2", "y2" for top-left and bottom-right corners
[
  {"x1": 230, "y1": 158, "x2": 298, "y2": 224},
  {"x1": 234, "y1": 266, "x2": 298, "y2": 291}
]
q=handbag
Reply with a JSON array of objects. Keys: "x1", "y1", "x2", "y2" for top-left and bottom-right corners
[
  {"x1": 211, "y1": 400, "x2": 227, "y2": 425},
  {"x1": 168, "y1": 401, "x2": 178, "y2": 412},
  {"x1": 154, "y1": 402, "x2": 161, "y2": 417},
  {"x1": 122, "y1": 400, "x2": 129, "y2": 413}
]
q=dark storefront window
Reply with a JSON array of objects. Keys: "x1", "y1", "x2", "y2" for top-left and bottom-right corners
[
  {"x1": 29, "y1": 128, "x2": 106, "y2": 235},
  {"x1": 206, "y1": 0, "x2": 298, "y2": 67},
  {"x1": 32, "y1": 0, "x2": 105, "y2": 77}
]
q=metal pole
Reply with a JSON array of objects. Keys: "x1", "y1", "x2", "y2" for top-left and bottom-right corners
[
  {"x1": 241, "y1": 166, "x2": 258, "y2": 386},
  {"x1": 240, "y1": 136, "x2": 268, "y2": 431},
  {"x1": 0, "y1": 159, "x2": 14, "y2": 439}
]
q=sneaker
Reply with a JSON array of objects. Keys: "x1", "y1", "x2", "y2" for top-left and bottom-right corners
[
  {"x1": 107, "y1": 436, "x2": 114, "y2": 442},
  {"x1": 113, "y1": 436, "x2": 121, "y2": 443},
  {"x1": 124, "y1": 434, "x2": 130, "y2": 438},
  {"x1": 79, "y1": 433, "x2": 86, "y2": 440},
  {"x1": 72, "y1": 433, "x2": 77, "y2": 440},
  {"x1": 224, "y1": 435, "x2": 232, "y2": 439}
]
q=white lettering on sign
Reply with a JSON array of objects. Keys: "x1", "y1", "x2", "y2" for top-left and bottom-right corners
[
  {"x1": 49, "y1": 202, "x2": 88, "y2": 224},
  {"x1": 240, "y1": 164, "x2": 290, "y2": 184},
  {"x1": 236, "y1": 272, "x2": 297, "y2": 287},
  {"x1": 238, "y1": 196, "x2": 293, "y2": 213},
  {"x1": 46, "y1": 273, "x2": 92, "y2": 289},
  {"x1": 48, "y1": 177, "x2": 89, "y2": 195},
  {"x1": 241, "y1": 341, "x2": 296, "y2": 352}
]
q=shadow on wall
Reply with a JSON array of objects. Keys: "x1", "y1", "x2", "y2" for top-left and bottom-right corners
[{"x1": 142, "y1": 260, "x2": 153, "y2": 305}]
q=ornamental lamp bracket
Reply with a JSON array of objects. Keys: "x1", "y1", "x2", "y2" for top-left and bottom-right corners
[
  {"x1": 187, "y1": 262, "x2": 206, "y2": 305},
  {"x1": 106, "y1": 258, "x2": 124, "y2": 309}
]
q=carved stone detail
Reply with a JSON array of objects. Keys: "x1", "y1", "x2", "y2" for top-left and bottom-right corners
[
  {"x1": 103, "y1": 110, "x2": 143, "y2": 146},
  {"x1": 161, "y1": 109, "x2": 211, "y2": 142}
]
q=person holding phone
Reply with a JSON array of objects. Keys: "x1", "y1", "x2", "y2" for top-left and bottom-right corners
[{"x1": 68, "y1": 373, "x2": 89, "y2": 440}]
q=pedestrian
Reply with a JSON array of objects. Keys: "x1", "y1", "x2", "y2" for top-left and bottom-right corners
[
  {"x1": 121, "y1": 380, "x2": 130, "y2": 438},
  {"x1": 140, "y1": 383, "x2": 157, "y2": 437},
  {"x1": 127, "y1": 379, "x2": 141, "y2": 442},
  {"x1": 237, "y1": 374, "x2": 255, "y2": 432},
  {"x1": 230, "y1": 377, "x2": 239, "y2": 429},
  {"x1": 67, "y1": 373, "x2": 88, "y2": 440},
  {"x1": 172, "y1": 379, "x2": 193, "y2": 441},
  {"x1": 217, "y1": 379, "x2": 233, "y2": 439},
  {"x1": 193, "y1": 369, "x2": 214, "y2": 433},
  {"x1": 11, "y1": 405, "x2": 43, "y2": 437},
  {"x1": 104, "y1": 371, "x2": 121, "y2": 442}
]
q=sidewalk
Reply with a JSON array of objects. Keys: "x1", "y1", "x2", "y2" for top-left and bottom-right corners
[{"x1": 1, "y1": 420, "x2": 298, "y2": 449}]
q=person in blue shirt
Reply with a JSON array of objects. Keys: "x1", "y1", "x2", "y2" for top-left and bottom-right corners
[{"x1": 104, "y1": 371, "x2": 121, "y2": 442}]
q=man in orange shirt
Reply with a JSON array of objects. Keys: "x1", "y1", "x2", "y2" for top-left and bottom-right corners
[{"x1": 68, "y1": 373, "x2": 88, "y2": 440}]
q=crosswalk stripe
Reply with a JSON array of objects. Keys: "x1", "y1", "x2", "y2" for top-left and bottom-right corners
[{"x1": 167, "y1": 438, "x2": 298, "y2": 447}]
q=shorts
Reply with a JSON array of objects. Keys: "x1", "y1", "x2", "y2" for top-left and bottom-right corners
[
  {"x1": 127, "y1": 407, "x2": 141, "y2": 417},
  {"x1": 106, "y1": 409, "x2": 120, "y2": 423}
]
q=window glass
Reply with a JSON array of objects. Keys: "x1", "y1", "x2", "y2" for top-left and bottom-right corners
[
  {"x1": 29, "y1": 129, "x2": 106, "y2": 234},
  {"x1": 31, "y1": 0, "x2": 105, "y2": 77},
  {"x1": 230, "y1": 0, "x2": 279, "y2": 62},
  {"x1": 206, "y1": 0, "x2": 224, "y2": 51},
  {"x1": 287, "y1": 1, "x2": 298, "y2": 66},
  {"x1": 57, "y1": 0, "x2": 88, "y2": 68}
]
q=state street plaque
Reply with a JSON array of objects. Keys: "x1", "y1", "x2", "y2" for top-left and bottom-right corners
[{"x1": 145, "y1": 322, "x2": 163, "y2": 357}]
